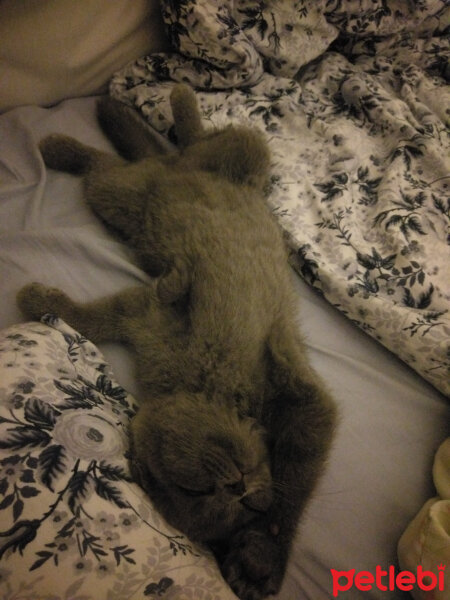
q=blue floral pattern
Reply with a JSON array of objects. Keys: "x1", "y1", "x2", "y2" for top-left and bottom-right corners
[
  {"x1": 111, "y1": 1, "x2": 450, "y2": 396},
  {"x1": 0, "y1": 318, "x2": 238, "y2": 599}
]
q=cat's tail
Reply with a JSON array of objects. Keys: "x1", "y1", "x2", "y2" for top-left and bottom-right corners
[
  {"x1": 170, "y1": 84, "x2": 270, "y2": 188},
  {"x1": 170, "y1": 84, "x2": 205, "y2": 149},
  {"x1": 97, "y1": 97, "x2": 171, "y2": 161}
]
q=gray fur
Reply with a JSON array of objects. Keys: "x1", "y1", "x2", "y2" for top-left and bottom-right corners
[{"x1": 17, "y1": 85, "x2": 336, "y2": 600}]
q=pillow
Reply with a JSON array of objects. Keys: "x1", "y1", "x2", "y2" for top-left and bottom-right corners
[
  {"x1": 0, "y1": 0, "x2": 170, "y2": 113},
  {"x1": 0, "y1": 317, "x2": 237, "y2": 600}
]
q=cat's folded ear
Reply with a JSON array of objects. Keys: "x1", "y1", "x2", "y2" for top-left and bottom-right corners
[{"x1": 128, "y1": 429, "x2": 158, "y2": 496}]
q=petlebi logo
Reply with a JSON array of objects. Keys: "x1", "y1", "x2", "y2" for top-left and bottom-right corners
[{"x1": 331, "y1": 564, "x2": 446, "y2": 597}]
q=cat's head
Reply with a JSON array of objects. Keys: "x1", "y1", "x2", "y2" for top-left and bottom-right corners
[{"x1": 129, "y1": 392, "x2": 272, "y2": 542}]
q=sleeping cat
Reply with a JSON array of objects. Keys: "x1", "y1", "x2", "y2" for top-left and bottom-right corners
[{"x1": 17, "y1": 85, "x2": 336, "y2": 600}]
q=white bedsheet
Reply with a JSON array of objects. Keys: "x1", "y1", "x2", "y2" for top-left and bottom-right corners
[{"x1": 0, "y1": 97, "x2": 448, "y2": 599}]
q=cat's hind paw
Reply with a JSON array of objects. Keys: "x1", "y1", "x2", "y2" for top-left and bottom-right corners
[
  {"x1": 39, "y1": 134, "x2": 92, "y2": 174},
  {"x1": 17, "y1": 283, "x2": 71, "y2": 321}
]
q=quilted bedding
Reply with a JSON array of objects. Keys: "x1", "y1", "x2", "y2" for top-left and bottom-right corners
[
  {"x1": 110, "y1": 0, "x2": 450, "y2": 396},
  {"x1": 0, "y1": 317, "x2": 237, "y2": 600}
]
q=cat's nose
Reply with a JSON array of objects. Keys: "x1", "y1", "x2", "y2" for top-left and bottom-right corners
[
  {"x1": 225, "y1": 479, "x2": 246, "y2": 496},
  {"x1": 240, "y1": 488, "x2": 272, "y2": 512}
]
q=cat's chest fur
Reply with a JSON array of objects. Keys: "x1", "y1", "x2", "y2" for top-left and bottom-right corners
[{"x1": 128, "y1": 169, "x2": 290, "y2": 415}]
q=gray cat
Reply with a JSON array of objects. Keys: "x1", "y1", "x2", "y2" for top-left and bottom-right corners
[{"x1": 17, "y1": 85, "x2": 336, "y2": 600}]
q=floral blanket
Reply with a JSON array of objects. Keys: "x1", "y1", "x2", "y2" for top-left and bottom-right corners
[
  {"x1": 110, "y1": 0, "x2": 450, "y2": 397},
  {"x1": 0, "y1": 319, "x2": 237, "y2": 600}
]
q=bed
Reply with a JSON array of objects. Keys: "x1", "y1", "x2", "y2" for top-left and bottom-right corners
[{"x1": 0, "y1": 1, "x2": 449, "y2": 599}]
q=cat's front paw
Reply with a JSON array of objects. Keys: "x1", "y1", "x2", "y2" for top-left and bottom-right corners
[
  {"x1": 17, "y1": 283, "x2": 71, "y2": 321},
  {"x1": 221, "y1": 527, "x2": 285, "y2": 600}
]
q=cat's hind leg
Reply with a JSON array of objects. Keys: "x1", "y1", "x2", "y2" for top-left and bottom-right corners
[
  {"x1": 97, "y1": 97, "x2": 170, "y2": 161},
  {"x1": 39, "y1": 134, "x2": 125, "y2": 175}
]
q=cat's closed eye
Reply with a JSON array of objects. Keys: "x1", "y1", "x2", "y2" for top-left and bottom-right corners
[
  {"x1": 225, "y1": 480, "x2": 246, "y2": 495},
  {"x1": 177, "y1": 484, "x2": 214, "y2": 497}
]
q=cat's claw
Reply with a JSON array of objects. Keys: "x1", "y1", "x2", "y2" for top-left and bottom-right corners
[{"x1": 221, "y1": 528, "x2": 284, "y2": 600}]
